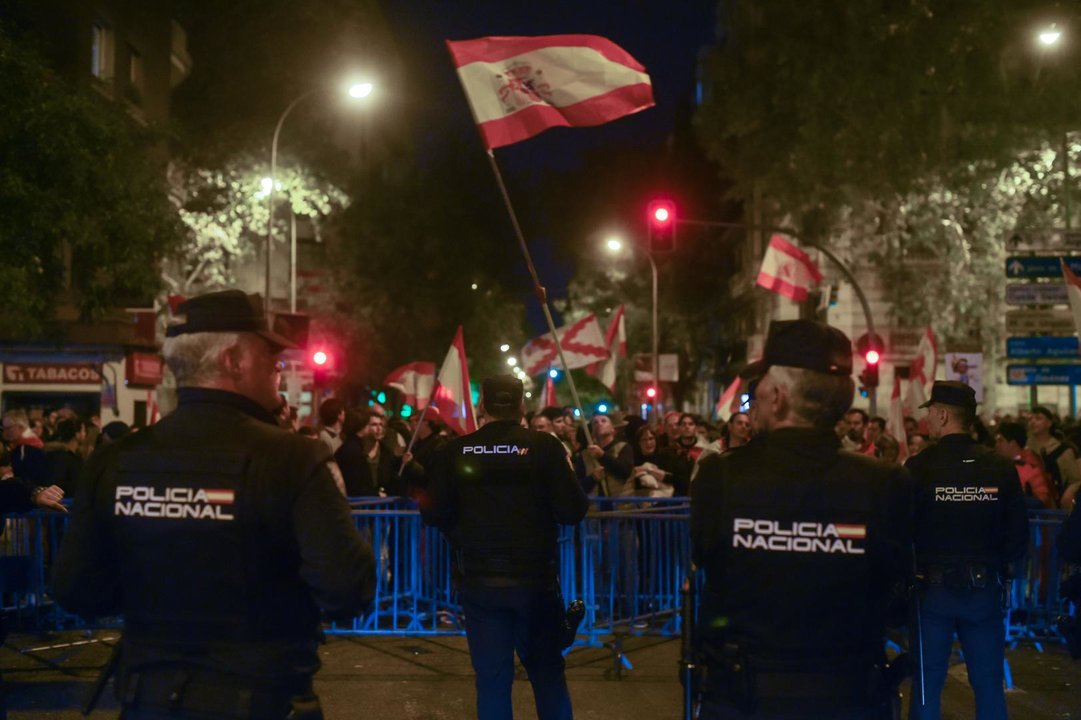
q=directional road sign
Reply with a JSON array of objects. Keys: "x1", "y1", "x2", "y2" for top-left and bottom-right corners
[
  {"x1": 1007, "y1": 364, "x2": 1081, "y2": 385},
  {"x1": 1007, "y1": 336, "x2": 1080, "y2": 359},
  {"x1": 1004, "y1": 309, "x2": 1076, "y2": 334},
  {"x1": 1005, "y1": 283, "x2": 1069, "y2": 306},
  {"x1": 1005, "y1": 256, "x2": 1081, "y2": 279},
  {"x1": 1004, "y1": 228, "x2": 1081, "y2": 253}
]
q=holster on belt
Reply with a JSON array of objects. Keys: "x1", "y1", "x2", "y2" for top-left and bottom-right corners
[
  {"x1": 922, "y1": 561, "x2": 997, "y2": 590},
  {"x1": 704, "y1": 646, "x2": 894, "y2": 717},
  {"x1": 703, "y1": 642, "x2": 756, "y2": 715}
]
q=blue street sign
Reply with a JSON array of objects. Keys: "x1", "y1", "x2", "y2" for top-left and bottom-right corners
[
  {"x1": 1007, "y1": 336, "x2": 1080, "y2": 359},
  {"x1": 1007, "y1": 364, "x2": 1081, "y2": 385},
  {"x1": 1006, "y1": 256, "x2": 1081, "y2": 278}
]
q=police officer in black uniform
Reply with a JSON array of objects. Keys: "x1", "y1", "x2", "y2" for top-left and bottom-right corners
[
  {"x1": 52, "y1": 290, "x2": 376, "y2": 720},
  {"x1": 421, "y1": 375, "x2": 588, "y2": 720},
  {"x1": 692, "y1": 320, "x2": 913, "y2": 720},
  {"x1": 906, "y1": 380, "x2": 1028, "y2": 720}
]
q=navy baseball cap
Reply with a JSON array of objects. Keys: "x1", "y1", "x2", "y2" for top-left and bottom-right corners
[
  {"x1": 741, "y1": 320, "x2": 852, "y2": 379},
  {"x1": 166, "y1": 290, "x2": 296, "y2": 350},
  {"x1": 919, "y1": 380, "x2": 977, "y2": 409},
  {"x1": 482, "y1": 375, "x2": 524, "y2": 409}
]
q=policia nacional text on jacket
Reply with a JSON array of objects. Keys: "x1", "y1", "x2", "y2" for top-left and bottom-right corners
[
  {"x1": 51, "y1": 290, "x2": 376, "y2": 720},
  {"x1": 691, "y1": 320, "x2": 914, "y2": 720}
]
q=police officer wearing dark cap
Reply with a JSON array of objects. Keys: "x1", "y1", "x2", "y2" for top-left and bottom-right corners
[
  {"x1": 422, "y1": 374, "x2": 588, "y2": 720},
  {"x1": 906, "y1": 380, "x2": 1028, "y2": 720},
  {"x1": 692, "y1": 320, "x2": 913, "y2": 720},
  {"x1": 52, "y1": 290, "x2": 376, "y2": 720}
]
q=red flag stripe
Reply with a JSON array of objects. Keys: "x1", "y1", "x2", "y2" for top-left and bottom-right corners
[
  {"x1": 474, "y1": 85, "x2": 654, "y2": 150},
  {"x1": 767, "y1": 235, "x2": 823, "y2": 283},
  {"x1": 755, "y1": 272, "x2": 811, "y2": 302}
]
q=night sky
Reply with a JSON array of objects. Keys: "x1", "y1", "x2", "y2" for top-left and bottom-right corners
[{"x1": 381, "y1": 0, "x2": 718, "y2": 329}]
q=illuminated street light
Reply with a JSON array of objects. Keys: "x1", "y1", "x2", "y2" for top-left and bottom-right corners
[
  {"x1": 506, "y1": 357, "x2": 518, "y2": 367},
  {"x1": 500, "y1": 343, "x2": 511, "y2": 352},
  {"x1": 606, "y1": 237, "x2": 623, "y2": 253},
  {"x1": 471, "y1": 282, "x2": 479, "y2": 291},
  {"x1": 1038, "y1": 24, "x2": 1062, "y2": 46},
  {"x1": 266, "y1": 80, "x2": 376, "y2": 313},
  {"x1": 348, "y1": 82, "x2": 374, "y2": 98}
]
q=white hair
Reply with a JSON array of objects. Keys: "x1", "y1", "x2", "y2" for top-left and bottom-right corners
[
  {"x1": 767, "y1": 365, "x2": 855, "y2": 431},
  {"x1": 162, "y1": 332, "x2": 241, "y2": 387}
]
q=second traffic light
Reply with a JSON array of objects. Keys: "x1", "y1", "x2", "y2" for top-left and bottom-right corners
[{"x1": 647, "y1": 199, "x2": 676, "y2": 253}]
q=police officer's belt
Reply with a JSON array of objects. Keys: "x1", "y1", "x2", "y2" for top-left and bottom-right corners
[
  {"x1": 920, "y1": 560, "x2": 999, "y2": 590},
  {"x1": 456, "y1": 553, "x2": 556, "y2": 580},
  {"x1": 121, "y1": 666, "x2": 315, "y2": 719}
]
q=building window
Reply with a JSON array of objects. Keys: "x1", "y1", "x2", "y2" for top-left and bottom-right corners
[
  {"x1": 90, "y1": 22, "x2": 114, "y2": 81},
  {"x1": 128, "y1": 45, "x2": 144, "y2": 104}
]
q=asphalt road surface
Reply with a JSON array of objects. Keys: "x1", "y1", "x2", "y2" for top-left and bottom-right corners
[{"x1": 2, "y1": 631, "x2": 1078, "y2": 719}]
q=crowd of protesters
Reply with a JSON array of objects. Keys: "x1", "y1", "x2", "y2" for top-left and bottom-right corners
[{"x1": 7, "y1": 393, "x2": 1081, "y2": 512}]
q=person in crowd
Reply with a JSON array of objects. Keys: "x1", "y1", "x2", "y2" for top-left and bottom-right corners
[
  {"x1": 3, "y1": 409, "x2": 49, "y2": 487},
  {"x1": 335, "y1": 408, "x2": 415, "y2": 497},
  {"x1": 317, "y1": 398, "x2": 346, "y2": 454},
  {"x1": 422, "y1": 375, "x2": 588, "y2": 720},
  {"x1": 668, "y1": 413, "x2": 707, "y2": 491},
  {"x1": 52, "y1": 289, "x2": 375, "y2": 719},
  {"x1": 1026, "y1": 406, "x2": 1081, "y2": 507},
  {"x1": 723, "y1": 411, "x2": 753, "y2": 451},
  {"x1": 906, "y1": 381, "x2": 1028, "y2": 720},
  {"x1": 632, "y1": 425, "x2": 677, "y2": 497},
  {"x1": 874, "y1": 433, "x2": 901, "y2": 465},
  {"x1": 578, "y1": 414, "x2": 634, "y2": 497},
  {"x1": 903, "y1": 416, "x2": 919, "y2": 441},
  {"x1": 540, "y1": 407, "x2": 574, "y2": 455},
  {"x1": 658, "y1": 410, "x2": 681, "y2": 449},
  {"x1": 692, "y1": 320, "x2": 912, "y2": 719},
  {"x1": 411, "y1": 408, "x2": 449, "y2": 473},
  {"x1": 530, "y1": 412, "x2": 553, "y2": 433},
  {"x1": 909, "y1": 433, "x2": 931, "y2": 457},
  {"x1": 842, "y1": 408, "x2": 875, "y2": 455},
  {"x1": 43, "y1": 417, "x2": 85, "y2": 497},
  {"x1": 994, "y1": 421, "x2": 1057, "y2": 508},
  {"x1": 867, "y1": 416, "x2": 886, "y2": 447}
]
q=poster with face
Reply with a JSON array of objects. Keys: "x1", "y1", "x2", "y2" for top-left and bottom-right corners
[{"x1": 944, "y1": 352, "x2": 983, "y2": 402}]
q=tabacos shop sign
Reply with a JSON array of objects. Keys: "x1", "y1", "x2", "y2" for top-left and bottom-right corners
[{"x1": 3, "y1": 363, "x2": 103, "y2": 385}]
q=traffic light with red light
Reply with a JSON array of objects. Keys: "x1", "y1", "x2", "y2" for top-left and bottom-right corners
[
  {"x1": 310, "y1": 347, "x2": 333, "y2": 386},
  {"x1": 645, "y1": 386, "x2": 658, "y2": 400},
  {"x1": 647, "y1": 199, "x2": 676, "y2": 253},
  {"x1": 854, "y1": 332, "x2": 885, "y2": 389}
]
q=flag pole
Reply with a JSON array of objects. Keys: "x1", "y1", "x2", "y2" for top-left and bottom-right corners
[
  {"x1": 484, "y1": 149, "x2": 594, "y2": 447},
  {"x1": 398, "y1": 403, "x2": 430, "y2": 478}
]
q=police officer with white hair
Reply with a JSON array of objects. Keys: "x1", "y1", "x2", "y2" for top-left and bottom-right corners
[
  {"x1": 692, "y1": 320, "x2": 914, "y2": 719},
  {"x1": 421, "y1": 374, "x2": 588, "y2": 720},
  {"x1": 53, "y1": 290, "x2": 376, "y2": 719},
  {"x1": 906, "y1": 380, "x2": 1028, "y2": 720}
]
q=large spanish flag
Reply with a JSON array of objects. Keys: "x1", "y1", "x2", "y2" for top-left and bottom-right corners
[{"x1": 447, "y1": 35, "x2": 655, "y2": 149}]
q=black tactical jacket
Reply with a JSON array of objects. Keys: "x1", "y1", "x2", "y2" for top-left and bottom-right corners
[
  {"x1": 905, "y1": 433, "x2": 1029, "y2": 570},
  {"x1": 421, "y1": 419, "x2": 587, "y2": 585},
  {"x1": 52, "y1": 388, "x2": 376, "y2": 682},
  {"x1": 691, "y1": 427, "x2": 913, "y2": 670}
]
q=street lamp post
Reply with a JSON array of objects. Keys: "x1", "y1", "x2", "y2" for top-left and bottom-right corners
[
  {"x1": 265, "y1": 81, "x2": 374, "y2": 315},
  {"x1": 604, "y1": 236, "x2": 660, "y2": 416}
]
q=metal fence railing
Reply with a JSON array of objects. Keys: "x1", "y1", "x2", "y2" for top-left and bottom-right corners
[{"x1": 1, "y1": 501, "x2": 1075, "y2": 655}]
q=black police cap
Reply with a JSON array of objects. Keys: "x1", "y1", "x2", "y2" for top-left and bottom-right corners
[
  {"x1": 740, "y1": 320, "x2": 852, "y2": 379},
  {"x1": 482, "y1": 374, "x2": 524, "y2": 409},
  {"x1": 919, "y1": 380, "x2": 977, "y2": 409},
  {"x1": 165, "y1": 290, "x2": 296, "y2": 350}
]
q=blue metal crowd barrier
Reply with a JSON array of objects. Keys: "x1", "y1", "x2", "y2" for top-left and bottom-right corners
[{"x1": 1, "y1": 502, "x2": 1075, "y2": 656}]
